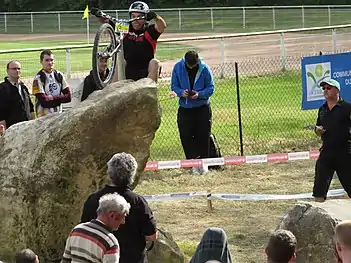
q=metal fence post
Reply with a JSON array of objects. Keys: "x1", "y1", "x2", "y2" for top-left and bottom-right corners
[
  {"x1": 115, "y1": 10, "x2": 118, "y2": 20},
  {"x1": 242, "y1": 7, "x2": 246, "y2": 29},
  {"x1": 332, "y1": 28, "x2": 337, "y2": 53},
  {"x1": 178, "y1": 9, "x2": 182, "y2": 31},
  {"x1": 220, "y1": 38, "x2": 225, "y2": 78},
  {"x1": 272, "y1": 7, "x2": 276, "y2": 30},
  {"x1": 280, "y1": 32, "x2": 286, "y2": 71},
  {"x1": 58, "y1": 13, "x2": 61, "y2": 32},
  {"x1": 328, "y1": 5, "x2": 331, "y2": 26},
  {"x1": 235, "y1": 62, "x2": 244, "y2": 156},
  {"x1": 30, "y1": 12, "x2": 34, "y2": 32},
  {"x1": 65, "y1": 49, "x2": 71, "y2": 79},
  {"x1": 86, "y1": 15, "x2": 90, "y2": 44},
  {"x1": 4, "y1": 13, "x2": 7, "y2": 33},
  {"x1": 210, "y1": 8, "x2": 214, "y2": 30},
  {"x1": 302, "y1": 6, "x2": 305, "y2": 28}
]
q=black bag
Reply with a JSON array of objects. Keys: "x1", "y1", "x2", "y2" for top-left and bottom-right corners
[{"x1": 208, "y1": 134, "x2": 223, "y2": 170}]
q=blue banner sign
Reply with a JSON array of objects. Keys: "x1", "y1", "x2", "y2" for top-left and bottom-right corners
[{"x1": 301, "y1": 52, "x2": 351, "y2": 110}]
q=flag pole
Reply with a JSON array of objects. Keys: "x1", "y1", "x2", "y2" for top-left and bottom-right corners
[{"x1": 87, "y1": 14, "x2": 90, "y2": 44}]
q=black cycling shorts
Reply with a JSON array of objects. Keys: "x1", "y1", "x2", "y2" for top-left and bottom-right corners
[{"x1": 125, "y1": 67, "x2": 148, "y2": 81}]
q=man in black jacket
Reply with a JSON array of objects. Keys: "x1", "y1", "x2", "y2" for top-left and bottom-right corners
[
  {"x1": 81, "y1": 56, "x2": 109, "y2": 102},
  {"x1": 81, "y1": 152, "x2": 158, "y2": 263},
  {"x1": 0, "y1": 60, "x2": 34, "y2": 132},
  {"x1": 313, "y1": 78, "x2": 351, "y2": 202}
]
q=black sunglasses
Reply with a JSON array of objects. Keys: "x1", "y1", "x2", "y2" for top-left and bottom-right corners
[{"x1": 322, "y1": 86, "x2": 332, "y2": 90}]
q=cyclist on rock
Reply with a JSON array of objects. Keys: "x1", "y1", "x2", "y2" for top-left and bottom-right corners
[{"x1": 98, "y1": 1, "x2": 167, "y2": 83}]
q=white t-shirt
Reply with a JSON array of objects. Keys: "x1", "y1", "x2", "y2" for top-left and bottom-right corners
[
  {"x1": 32, "y1": 70, "x2": 69, "y2": 117},
  {"x1": 17, "y1": 83, "x2": 23, "y2": 100}
]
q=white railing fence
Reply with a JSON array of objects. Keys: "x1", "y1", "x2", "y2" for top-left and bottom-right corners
[
  {"x1": 1, "y1": 5, "x2": 351, "y2": 36},
  {"x1": 0, "y1": 24, "x2": 351, "y2": 88}
]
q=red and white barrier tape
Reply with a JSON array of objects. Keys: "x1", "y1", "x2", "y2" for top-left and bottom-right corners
[{"x1": 145, "y1": 150, "x2": 320, "y2": 170}]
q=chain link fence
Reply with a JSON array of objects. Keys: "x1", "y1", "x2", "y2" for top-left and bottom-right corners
[
  {"x1": 150, "y1": 57, "x2": 320, "y2": 161},
  {"x1": 2, "y1": 6, "x2": 351, "y2": 34}
]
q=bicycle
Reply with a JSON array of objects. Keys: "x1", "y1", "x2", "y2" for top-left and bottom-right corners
[{"x1": 91, "y1": 7, "x2": 146, "y2": 89}]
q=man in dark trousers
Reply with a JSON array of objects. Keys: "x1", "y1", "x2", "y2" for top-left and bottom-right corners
[
  {"x1": 313, "y1": 78, "x2": 351, "y2": 202},
  {"x1": 0, "y1": 60, "x2": 34, "y2": 133},
  {"x1": 171, "y1": 50, "x2": 215, "y2": 175},
  {"x1": 81, "y1": 152, "x2": 158, "y2": 263}
]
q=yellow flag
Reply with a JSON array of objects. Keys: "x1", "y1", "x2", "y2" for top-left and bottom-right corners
[{"x1": 82, "y1": 5, "x2": 89, "y2": 19}]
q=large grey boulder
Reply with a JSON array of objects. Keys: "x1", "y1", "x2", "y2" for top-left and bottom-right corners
[
  {"x1": 277, "y1": 199, "x2": 351, "y2": 263},
  {"x1": 148, "y1": 228, "x2": 186, "y2": 263},
  {"x1": 0, "y1": 78, "x2": 161, "y2": 262}
]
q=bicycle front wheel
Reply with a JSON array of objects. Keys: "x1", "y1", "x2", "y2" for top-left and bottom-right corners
[{"x1": 92, "y1": 23, "x2": 118, "y2": 90}]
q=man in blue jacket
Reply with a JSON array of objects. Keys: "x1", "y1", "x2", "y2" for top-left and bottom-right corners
[{"x1": 171, "y1": 50, "x2": 215, "y2": 174}]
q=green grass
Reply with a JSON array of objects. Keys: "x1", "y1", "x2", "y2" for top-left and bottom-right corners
[
  {"x1": 150, "y1": 68, "x2": 320, "y2": 161},
  {"x1": 0, "y1": 40, "x2": 194, "y2": 78},
  {"x1": 1, "y1": 7, "x2": 351, "y2": 34},
  {"x1": 135, "y1": 160, "x2": 345, "y2": 263}
]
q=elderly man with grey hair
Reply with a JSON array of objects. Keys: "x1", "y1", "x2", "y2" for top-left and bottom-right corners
[
  {"x1": 81, "y1": 152, "x2": 158, "y2": 263},
  {"x1": 62, "y1": 193, "x2": 130, "y2": 263}
]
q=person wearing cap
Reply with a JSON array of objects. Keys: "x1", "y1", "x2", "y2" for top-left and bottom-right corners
[
  {"x1": 171, "y1": 50, "x2": 215, "y2": 175},
  {"x1": 313, "y1": 78, "x2": 351, "y2": 202},
  {"x1": 81, "y1": 56, "x2": 109, "y2": 101}
]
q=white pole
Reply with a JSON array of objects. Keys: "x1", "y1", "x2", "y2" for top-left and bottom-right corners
[
  {"x1": 210, "y1": 8, "x2": 214, "y2": 30},
  {"x1": 272, "y1": 8, "x2": 276, "y2": 30},
  {"x1": 58, "y1": 13, "x2": 61, "y2": 32},
  {"x1": 178, "y1": 9, "x2": 181, "y2": 31},
  {"x1": 65, "y1": 49, "x2": 71, "y2": 79},
  {"x1": 332, "y1": 29, "x2": 337, "y2": 53},
  {"x1": 30, "y1": 12, "x2": 34, "y2": 32},
  {"x1": 4, "y1": 13, "x2": 7, "y2": 33},
  {"x1": 86, "y1": 14, "x2": 90, "y2": 44},
  {"x1": 302, "y1": 6, "x2": 305, "y2": 28},
  {"x1": 280, "y1": 33, "x2": 286, "y2": 71},
  {"x1": 242, "y1": 7, "x2": 246, "y2": 29},
  {"x1": 328, "y1": 5, "x2": 331, "y2": 26},
  {"x1": 220, "y1": 38, "x2": 225, "y2": 78}
]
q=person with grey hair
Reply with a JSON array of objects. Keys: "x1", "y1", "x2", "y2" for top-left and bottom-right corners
[
  {"x1": 62, "y1": 193, "x2": 130, "y2": 263},
  {"x1": 81, "y1": 152, "x2": 158, "y2": 263},
  {"x1": 15, "y1": 249, "x2": 39, "y2": 263}
]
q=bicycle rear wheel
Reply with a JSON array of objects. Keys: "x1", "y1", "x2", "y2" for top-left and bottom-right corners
[{"x1": 92, "y1": 23, "x2": 118, "y2": 90}]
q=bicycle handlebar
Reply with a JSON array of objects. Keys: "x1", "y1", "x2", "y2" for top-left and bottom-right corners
[{"x1": 91, "y1": 7, "x2": 146, "y2": 24}]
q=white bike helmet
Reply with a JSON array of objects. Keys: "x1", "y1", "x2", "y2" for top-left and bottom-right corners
[{"x1": 128, "y1": 1, "x2": 150, "y2": 15}]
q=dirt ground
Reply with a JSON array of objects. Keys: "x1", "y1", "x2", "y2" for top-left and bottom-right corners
[{"x1": 2, "y1": 30, "x2": 351, "y2": 74}]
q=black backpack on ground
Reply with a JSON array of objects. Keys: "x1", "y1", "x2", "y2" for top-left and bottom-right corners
[{"x1": 208, "y1": 134, "x2": 223, "y2": 170}]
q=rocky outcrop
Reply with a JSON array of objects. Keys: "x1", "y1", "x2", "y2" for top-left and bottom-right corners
[
  {"x1": 277, "y1": 199, "x2": 351, "y2": 263},
  {"x1": 0, "y1": 78, "x2": 161, "y2": 262},
  {"x1": 148, "y1": 228, "x2": 186, "y2": 263}
]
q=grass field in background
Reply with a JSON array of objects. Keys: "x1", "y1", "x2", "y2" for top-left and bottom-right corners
[
  {"x1": 0, "y1": 40, "x2": 194, "y2": 77},
  {"x1": 1, "y1": 7, "x2": 351, "y2": 34},
  {"x1": 150, "y1": 70, "x2": 319, "y2": 161}
]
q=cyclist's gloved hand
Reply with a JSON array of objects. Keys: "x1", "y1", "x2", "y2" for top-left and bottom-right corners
[{"x1": 146, "y1": 11, "x2": 157, "y2": 21}]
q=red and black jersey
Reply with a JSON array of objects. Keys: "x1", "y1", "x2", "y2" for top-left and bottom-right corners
[{"x1": 123, "y1": 24, "x2": 161, "y2": 80}]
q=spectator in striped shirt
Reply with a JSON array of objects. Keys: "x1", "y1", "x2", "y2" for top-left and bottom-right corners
[{"x1": 61, "y1": 193, "x2": 130, "y2": 263}]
